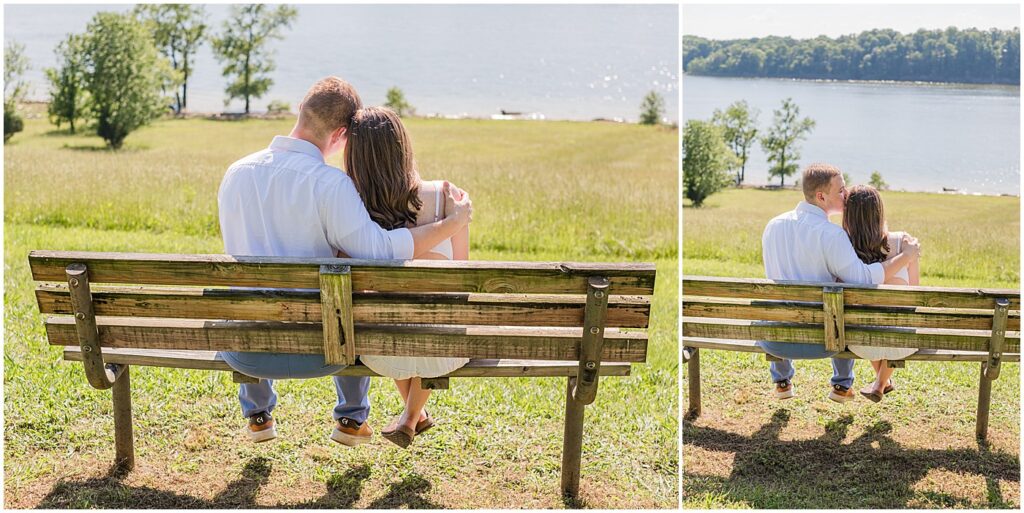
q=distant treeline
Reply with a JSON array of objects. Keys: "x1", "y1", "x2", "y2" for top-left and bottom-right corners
[{"x1": 683, "y1": 27, "x2": 1020, "y2": 85}]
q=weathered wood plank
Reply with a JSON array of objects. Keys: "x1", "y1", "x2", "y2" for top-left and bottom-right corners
[
  {"x1": 682, "y1": 317, "x2": 1021, "y2": 353},
  {"x1": 680, "y1": 337, "x2": 1021, "y2": 362},
  {"x1": 62, "y1": 347, "x2": 634, "y2": 377},
  {"x1": 319, "y1": 265, "x2": 353, "y2": 366},
  {"x1": 36, "y1": 285, "x2": 651, "y2": 328},
  {"x1": 822, "y1": 287, "x2": 844, "y2": 353},
  {"x1": 682, "y1": 296, "x2": 1021, "y2": 331},
  {"x1": 29, "y1": 251, "x2": 656, "y2": 295},
  {"x1": 683, "y1": 276, "x2": 1020, "y2": 310},
  {"x1": 46, "y1": 317, "x2": 648, "y2": 362}
]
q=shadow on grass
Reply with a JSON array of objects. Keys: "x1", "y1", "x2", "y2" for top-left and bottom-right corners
[
  {"x1": 34, "y1": 457, "x2": 442, "y2": 508},
  {"x1": 684, "y1": 409, "x2": 1020, "y2": 508}
]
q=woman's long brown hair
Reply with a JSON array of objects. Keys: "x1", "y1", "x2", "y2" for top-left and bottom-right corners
[
  {"x1": 843, "y1": 184, "x2": 890, "y2": 264},
  {"x1": 344, "y1": 106, "x2": 422, "y2": 230}
]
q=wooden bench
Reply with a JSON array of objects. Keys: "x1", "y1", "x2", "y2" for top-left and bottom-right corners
[
  {"x1": 682, "y1": 276, "x2": 1020, "y2": 440},
  {"x1": 29, "y1": 250, "x2": 657, "y2": 499}
]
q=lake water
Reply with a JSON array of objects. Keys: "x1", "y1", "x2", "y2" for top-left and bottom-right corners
[
  {"x1": 683, "y1": 75, "x2": 1020, "y2": 195},
  {"x1": 5, "y1": 4, "x2": 678, "y2": 123}
]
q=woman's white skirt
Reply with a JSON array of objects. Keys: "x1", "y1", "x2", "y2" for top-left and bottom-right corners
[
  {"x1": 847, "y1": 345, "x2": 917, "y2": 361},
  {"x1": 360, "y1": 355, "x2": 470, "y2": 380}
]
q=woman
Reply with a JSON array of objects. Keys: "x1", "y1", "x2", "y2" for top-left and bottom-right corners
[
  {"x1": 345, "y1": 106, "x2": 470, "y2": 448},
  {"x1": 843, "y1": 184, "x2": 920, "y2": 402}
]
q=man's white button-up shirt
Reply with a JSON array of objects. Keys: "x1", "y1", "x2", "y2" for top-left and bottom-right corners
[
  {"x1": 762, "y1": 201, "x2": 884, "y2": 285},
  {"x1": 218, "y1": 136, "x2": 414, "y2": 259}
]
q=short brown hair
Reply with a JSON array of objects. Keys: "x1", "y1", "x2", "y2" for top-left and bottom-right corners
[
  {"x1": 298, "y1": 76, "x2": 362, "y2": 139},
  {"x1": 802, "y1": 163, "x2": 841, "y2": 202},
  {"x1": 345, "y1": 107, "x2": 422, "y2": 230}
]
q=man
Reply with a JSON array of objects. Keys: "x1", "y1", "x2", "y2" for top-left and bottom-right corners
[
  {"x1": 217, "y1": 77, "x2": 472, "y2": 446},
  {"x1": 758, "y1": 163, "x2": 919, "y2": 403}
]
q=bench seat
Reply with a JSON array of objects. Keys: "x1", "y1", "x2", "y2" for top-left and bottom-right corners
[
  {"x1": 682, "y1": 337, "x2": 1021, "y2": 362},
  {"x1": 31, "y1": 251, "x2": 657, "y2": 499},
  {"x1": 64, "y1": 346, "x2": 633, "y2": 377},
  {"x1": 683, "y1": 275, "x2": 1020, "y2": 440}
]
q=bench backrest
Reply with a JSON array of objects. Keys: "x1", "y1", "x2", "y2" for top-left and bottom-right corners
[
  {"x1": 682, "y1": 276, "x2": 1020, "y2": 356},
  {"x1": 31, "y1": 251, "x2": 655, "y2": 368}
]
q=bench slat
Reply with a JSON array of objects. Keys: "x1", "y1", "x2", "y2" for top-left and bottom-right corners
[
  {"x1": 682, "y1": 317, "x2": 1021, "y2": 353},
  {"x1": 46, "y1": 317, "x2": 649, "y2": 362},
  {"x1": 684, "y1": 276, "x2": 1020, "y2": 310},
  {"x1": 36, "y1": 285, "x2": 651, "y2": 328},
  {"x1": 61, "y1": 347, "x2": 633, "y2": 377},
  {"x1": 30, "y1": 251, "x2": 656, "y2": 295},
  {"x1": 681, "y1": 337, "x2": 1021, "y2": 362},
  {"x1": 683, "y1": 296, "x2": 1021, "y2": 331}
]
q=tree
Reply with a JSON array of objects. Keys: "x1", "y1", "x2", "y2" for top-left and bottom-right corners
[
  {"x1": 384, "y1": 87, "x2": 414, "y2": 117},
  {"x1": 45, "y1": 34, "x2": 90, "y2": 133},
  {"x1": 81, "y1": 12, "x2": 177, "y2": 149},
  {"x1": 4, "y1": 39, "x2": 29, "y2": 143},
  {"x1": 212, "y1": 4, "x2": 297, "y2": 114},
  {"x1": 760, "y1": 98, "x2": 815, "y2": 187},
  {"x1": 711, "y1": 100, "x2": 759, "y2": 184},
  {"x1": 682, "y1": 119, "x2": 737, "y2": 207},
  {"x1": 133, "y1": 4, "x2": 208, "y2": 113},
  {"x1": 639, "y1": 91, "x2": 664, "y2": 125},
  {"x1": 869, "y1": 171, "x2": 888, "y2": 190}
]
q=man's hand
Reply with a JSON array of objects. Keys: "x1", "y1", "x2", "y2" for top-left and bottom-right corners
[{"x1": 443, "y1": 181, "x2": 472, "y2": 225}]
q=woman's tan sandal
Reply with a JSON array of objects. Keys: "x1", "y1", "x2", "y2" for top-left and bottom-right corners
[
  {"x1": 381, "y1": 421, "x2": 416, "y2": 448},
  {"x1": 416, "y1": 411, "x2": 435, "y2": 435}
]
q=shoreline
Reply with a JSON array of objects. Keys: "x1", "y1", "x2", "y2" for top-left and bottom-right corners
[
  {"x1": 681, "y1": 73, "x2": 1021, "y2": 90},
  {"x1": 17, "y1": 100, "x2": 669, "y2": 125},
  {"x1": 735, "y1": 183, "x2": 1020, "y2": 199}
]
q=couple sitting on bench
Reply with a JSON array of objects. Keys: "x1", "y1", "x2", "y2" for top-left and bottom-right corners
[
  {"x1": 759, "y1": 163, "x2": 921, "y2": 403},
  {"x1": 217, "y1": 77, "x2": 472, "y2": 449}
]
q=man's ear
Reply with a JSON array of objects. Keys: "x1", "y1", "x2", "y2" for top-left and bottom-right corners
[{"x1": 332, "y1": 126, "x2": 347, "y2": 145}]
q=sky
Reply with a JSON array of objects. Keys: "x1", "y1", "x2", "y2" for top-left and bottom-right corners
[{"x1": 682, "y1": 4, "x2": 1020, "y2": 39}]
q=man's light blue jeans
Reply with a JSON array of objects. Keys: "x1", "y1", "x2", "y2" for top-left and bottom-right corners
[
  {"x1": 219, "y1": 351, "x2": 370, "y2": 423},
  {"x1": 756, "y1": 341, "x2": 855, "y2": 389}
]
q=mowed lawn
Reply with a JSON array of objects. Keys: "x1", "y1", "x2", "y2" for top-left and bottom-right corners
[
  {"x1": 4, "y1": 116, "x2": 678, "y2": 508},
  {"x1": 683, "y1": 188, "x2": 1020, "y2": 508}
]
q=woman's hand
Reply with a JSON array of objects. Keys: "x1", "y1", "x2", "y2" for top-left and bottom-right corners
[
  {"x1": 901, "y1": 234, "x2": 921, "y2": 258},
  {"x1": 443, "y1": 181, "x2": 472, "y2": 225}
]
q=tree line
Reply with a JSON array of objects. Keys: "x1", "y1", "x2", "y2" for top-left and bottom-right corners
[
  {"x1": 6, "y1": 4, "x2": 296, "y2": 148},
  {"x1": 683, "y1": 27, "x2": 1020, "y2": 85}
]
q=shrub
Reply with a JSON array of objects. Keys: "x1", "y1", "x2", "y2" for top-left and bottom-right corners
[{"x1": 683, "y1": 119, "x2": 737, "y2": 207}]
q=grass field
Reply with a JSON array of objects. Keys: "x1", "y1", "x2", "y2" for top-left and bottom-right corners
[
  {"x1": 4, "y1": 116, "x2": 678, "y2": 508},
  {"x1": 683, "y1": 188, "x2": 1020, "y2": 508}
]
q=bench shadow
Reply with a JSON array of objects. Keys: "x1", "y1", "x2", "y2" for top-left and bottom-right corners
[
  {"x1": 684, "y1": 409, "x2": 1020, "y2": 508},
  {"x1": 34, "y1": 458, "x2": 382, "y2": 508}
]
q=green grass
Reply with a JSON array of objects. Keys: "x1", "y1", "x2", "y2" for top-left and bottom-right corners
[
  {"x1": 683, "y1": 188, "x2": 1020, "y2": 509},
  {"x1": 4, "y1": 116, "x2": 678, "y2": 508}
]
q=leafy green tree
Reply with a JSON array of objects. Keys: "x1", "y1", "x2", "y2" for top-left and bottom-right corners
[
  {"x1": 211, "y1": 4, "x2": 297, "y2": 114},
  {"x1": 639, "y1": 91, "x2": 664, "y2": 125},
  {"x1": 711, "y1": 100, "x2": 759, "y2": 184},
  {"x1": 4, "y1": 39, "x2": 29, "y2": 143},
  {"x1": 384, "y1": 87, "x2": 414, "y2": 117},
  {"x1": 45, "y1": 34, "x2": 90, "y2": 133},
  {"x1": 683, "y1": 119, "x2": 737, "y2": 207},
  {"x1": 133, "y1": 4, "x2": 207, "y2": 113},
  {"x1": 761, "y1": 98, "x2": 815, "y2": 188},
  {"x1": 869, "y1": 171, "x2": 888, "y2": 190},
  {"x1": 81, "y1": 12, "x2": 177, "y2": 149}
]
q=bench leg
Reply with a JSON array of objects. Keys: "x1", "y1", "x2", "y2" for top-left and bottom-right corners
[
  {"x1": 976, "y1": 362, "x2": 993, "y2": 441},
  {"x1": 687, "y1": 347, "x2": 701, "y2": 418},
  {"x1": 561, "y1": 376, "x2": 585, "y2": 499},
  {"x1": 112, "y1": 365, "x2": 135, "y2": 470}
]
